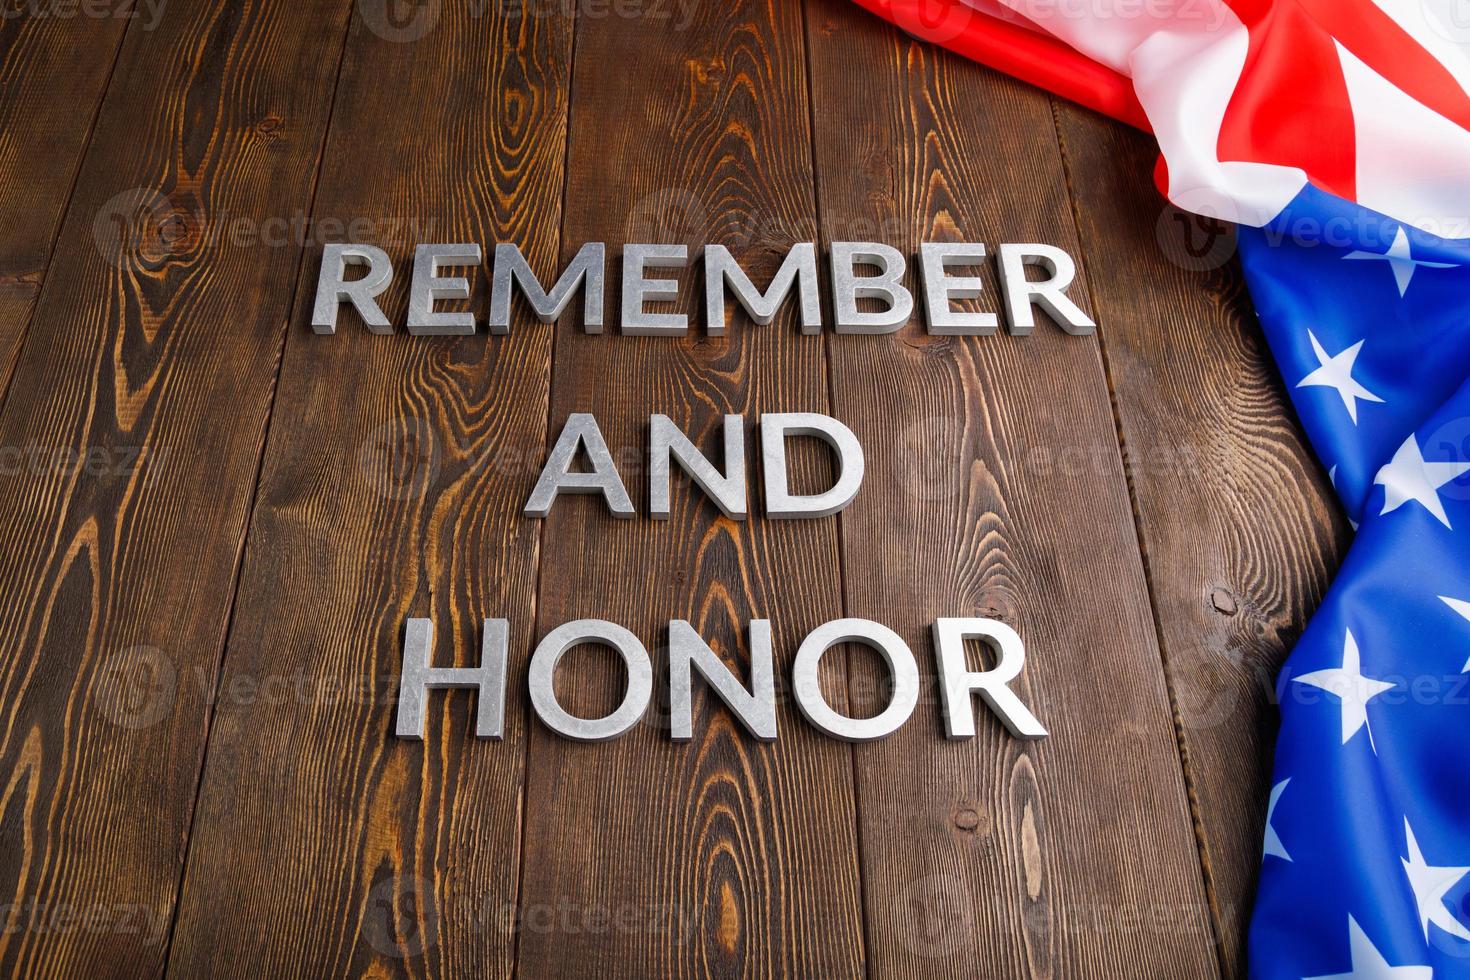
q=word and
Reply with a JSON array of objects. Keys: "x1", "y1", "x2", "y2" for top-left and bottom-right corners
[
  {"x1": 312, "y1": 240, "x2": 1095, "y2": 337},
  {"x1": 524, "y1": 411, "x2": 863, "y2": 519}
]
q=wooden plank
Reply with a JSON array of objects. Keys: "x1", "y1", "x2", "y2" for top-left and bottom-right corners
[
  {"x1": 1052, "y1": 105, "x2": 1348, "y2": 974},
  {"x1": 0, "y1": 0, "x2": 353, "y2": 974},
  {"x1": 0, "y1": 6, "x2": 130, "y2": 394},
  {"x1": 163, "y1": 3, "x2": 574, "y2": 976},
  {"x1": 511, "y1": 1, "x2": 867, "y2": 976},
  {"x1": 805, "y1": 5, "x2": 1222, "y2": 976}
]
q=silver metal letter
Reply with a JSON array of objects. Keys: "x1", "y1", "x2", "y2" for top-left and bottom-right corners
[
  {"x1": 704, "y1": 242, "x2": 821, "y2": 336},
  {"x1": 919, "y1": 242, "x2": 998, "y2": 335},
  {"x1": 830, "y1": 242, "x2": 913, "y2": 334},
  {"x1": 932, "y1": 617, "x2": 1046, "y2": 739},
  {"x1": 649, "y1": 413, "x2": 746, "y2": 520},
  {"x1": 621, "y1": 244, "x2": 688, "y2": 335},
  {"x1": 312, "y1": 243, "x2": 393, "y2": 334},
  {"x1": 396, "y1": 618, "x2": 509, "y2": 739},
  {"x1": 524, "y1": 413, "x2": 635, "y2": 518},
  {"x1": 407, "y1": 243, "x2": 482, "y2": 336},
  {"x1": 760, "y1": 413, "x2": 864, "y2": 519},
  {"x1": 996, "y1": 243, "x2": 1095, "y2": 336},
  {"x1": 528, "y1": 620, "x2": 653, "y2": 741},
  {"x1": 668, "y1": 619, "x2": 776, "y2": 741},
  {"x1": 792, "y1": 619, "x2": 919, "y2": 741},
  {"x1": 487, "y1": 242, "x2": 605, "y2": 335}
]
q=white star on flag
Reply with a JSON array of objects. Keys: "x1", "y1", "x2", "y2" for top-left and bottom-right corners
[
  {"x1": 1305, "y1": 916, "x2": 1431, "y2": 980},
  {"x1": 1374, "y1": 433, "x2": 1470, "y2": 528},
  {"x1": 1345, "y1": 227, "x2": 1455, "y2": 296},
  {"x1": 1440, "y1": 595, "x2": 1470, "y2": 672},
  {"x1": 1402, "y1": 819, "x2": 1470, "y2": 943},
  {"x1": 1263, "y1": 778, "x2": 1291, "y2": 861},
  {"x1": 1298, "y1": 332, "x2": 1383, "y2": 424},
  {"x1": 1293, "y1": 629, "x2": 1394, "y2": 751}
]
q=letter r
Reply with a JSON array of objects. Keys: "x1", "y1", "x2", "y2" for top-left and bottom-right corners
[{"x1": 933, "y1": 618, "x2": 1046, "y2": 739}]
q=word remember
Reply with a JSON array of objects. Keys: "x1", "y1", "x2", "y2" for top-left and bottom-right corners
[{"x1": 312, "y1": 240, "x2": 1095, "y2": 336}]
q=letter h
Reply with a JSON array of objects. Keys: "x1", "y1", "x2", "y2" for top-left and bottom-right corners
[{"x1": 396, "y1": 619, "x2": 508, "y2": 739}]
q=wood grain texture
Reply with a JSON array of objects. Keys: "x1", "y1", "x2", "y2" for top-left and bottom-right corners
[
  {"x1": 0, "y1": 0, "x2": 353, "y2": 975},
  {"x1": 164, "y1": 2, "x2": 574, "y2": 976},
  {"x1": 0, "y1": 7, "x2": 129, "y2": 398},
  {"x1": 1052, "y1": 105, "x2": 1348, "y2": 975},
  {"x1": 512, "y1": 0, "x2": 866, "y2": 976},
  {"x1": 806, "y1": 6, "x2": 1221, "y2": 977},
  {"x1": 0, "y1": 0, "x2": 1336, "y2": 974}
]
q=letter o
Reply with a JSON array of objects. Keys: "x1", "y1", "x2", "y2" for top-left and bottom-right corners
[
  {"x1": 528, "y1": 620, "x2": 653, "y2": 741},
  {"x1": 792, "y1": 619, "x2": 919, "y2": 741}
]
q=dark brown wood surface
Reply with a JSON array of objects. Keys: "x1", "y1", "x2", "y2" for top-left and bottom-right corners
[
  {"x1": 0, "y1": 0, "x2": 1342, "y2": 977},
  {"x1": 166, "y1": 2, "x2": 573, "y2": 975},
  {"x1": 513, "y1": 0, "x2": 867, "y2": 975},
  {"x1": 806, "y1": 8, "x2": 1217, "y2": 977},
  {"x1": 1051, "y1": 106, "x2": 1348, "y2": 975},
  {"x1": 0, "y1": 5, "x2": 126, "y2": 393},
  {"x1": 0, "y1": 0, "x2": 352, "y2": 975}
]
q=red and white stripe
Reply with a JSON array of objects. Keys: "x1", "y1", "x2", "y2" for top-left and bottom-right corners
[{"x1": 860, "y1": 0, "x2": 1470, "y2": 234}]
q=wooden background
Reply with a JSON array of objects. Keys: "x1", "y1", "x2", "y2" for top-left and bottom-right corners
[{"x1": 0, "y1": 0, "x2": 1348, "y2": 976}]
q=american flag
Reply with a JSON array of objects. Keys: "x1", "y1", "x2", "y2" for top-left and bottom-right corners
[{"x1": 853, "y1": 0, "x2": 1470, "y2": 974}]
